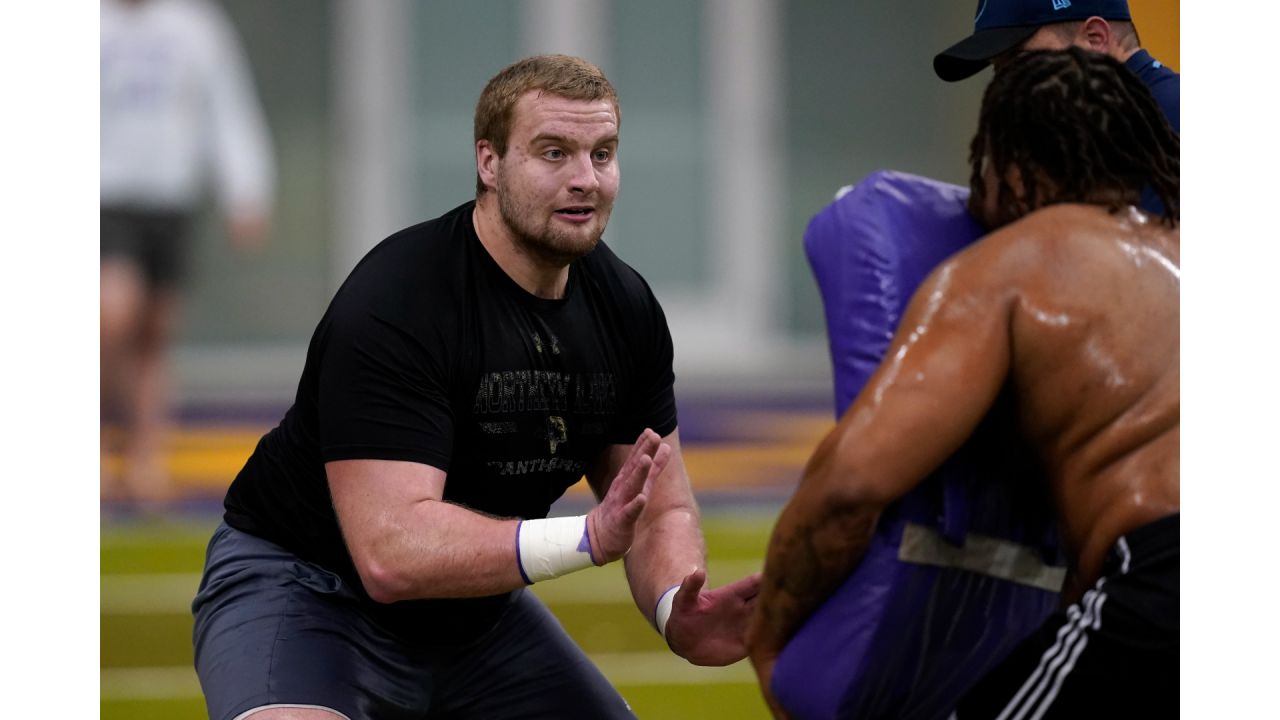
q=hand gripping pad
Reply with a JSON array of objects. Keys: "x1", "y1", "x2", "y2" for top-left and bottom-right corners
[{"x1": 772, "y1": 171, "x2": 1065, "y2": 720}]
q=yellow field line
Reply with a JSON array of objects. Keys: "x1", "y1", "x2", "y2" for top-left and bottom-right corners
[{"x1": 101, "y1": 417, "x2": 829, "y2": 492}]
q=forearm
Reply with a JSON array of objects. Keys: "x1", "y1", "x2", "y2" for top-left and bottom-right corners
[
  {"x1": 748, "y1": 487, "x2": 880, "y2": 658},
  {"x1": 616, "y1": 441, "x2": 762, "y2": 667},
  {"x1": 624, "y1": 502, "x2": 706, "y2": 621},
  {"x1": 344, "y1": 499, "x2": 527, "y2": 603}
]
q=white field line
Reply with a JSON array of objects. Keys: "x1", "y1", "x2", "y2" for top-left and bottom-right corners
[
  {"x1": 595, "y1": 652, "x2": 757, "y2": 686},
  {"x1": 101, "y1": 560, "x2": 764, "y2": 614},
  {"x1": 101, "y1": 573, "x2": 202, "y2": 614},
  {"x1": 102, "y1": 666, "x2": 203, "y2": 701},
  {"x1": 101, "y1": 653, "x2": 755, "y2": 701}
]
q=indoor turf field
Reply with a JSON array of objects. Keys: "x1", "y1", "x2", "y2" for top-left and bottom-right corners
[{"x1": 101, "y1": 397, "x2": 830, "y2": 719}]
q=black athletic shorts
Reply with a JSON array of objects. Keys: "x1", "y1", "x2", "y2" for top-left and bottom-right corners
[
  {"x1": 953, "y1": 513, "x2": 1179, "y2": 719},
  {"x1": 100, "y1": 206, "x2": 192, "y2": 289},
  {"x1": 192, "y1": 523, "x2": 636, "y2": 720}
]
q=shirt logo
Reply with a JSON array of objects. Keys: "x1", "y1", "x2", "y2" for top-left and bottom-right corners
[
  {"x1": 532, "y1": 331, "x2": 561, "y2": 355},
  {"x1": 1052, "y1": 0, "x2": 1072, "y2": 10},
  {"x1": 547, "y1": 416, "x2": 567, "y2": 454}
]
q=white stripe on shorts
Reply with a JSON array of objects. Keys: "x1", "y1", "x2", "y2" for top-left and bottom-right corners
[
  {"x1": 1023, "y1": 539, "x2": 1135, "y2": 719},
  {"x1": 1030, "y1": 591, "x2": 1106, "y2": 720},
  {"x1": 959, "y1": 536, "x2": 1135, "y2": 720},
  {"x1": 994, "y1": 580, "x2": 1107, "y2": 720}
]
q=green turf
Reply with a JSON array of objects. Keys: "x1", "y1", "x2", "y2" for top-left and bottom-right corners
[
  {"x1": 102, "y1": 698, "x2": 208, "y2": 720},
  {"x1": 621, "y1": 682, "x2": 770, "y2": 719},
  {"x1": 100, "y1": 685, "x2": 771, "y2": 720},
  {"x1": 699, "y1": 512, "x2": 777, "y2": 559},
  {"x1": 102, "y1": 614, "x2": 194, "y2": 667},
  {"x1": 547, "y1": 601, "x2": 668, "y2": 653},
  {"x1": 101, "y1": 510, "x2": 777, "y2": 719},
  {"x1": 101, "y1": 519, "x2": 219, "y2": 575}
]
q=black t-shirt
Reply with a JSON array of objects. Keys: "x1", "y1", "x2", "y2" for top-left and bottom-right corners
[{"x1": 223, "y1": 201, "x2": 678, "y2": 641}]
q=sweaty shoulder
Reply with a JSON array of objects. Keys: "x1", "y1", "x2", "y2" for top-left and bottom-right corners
[
  {"x1": 982, "y1": 204, "x2": 1178, "y2": 443},
  {"x1": 971, "y1": 204, "x2": 1177, "y2": 288}
]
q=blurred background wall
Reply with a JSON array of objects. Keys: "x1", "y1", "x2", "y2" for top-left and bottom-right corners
[{"x1": 173, "y1": 0, "x2": 1177, "y2": 405}]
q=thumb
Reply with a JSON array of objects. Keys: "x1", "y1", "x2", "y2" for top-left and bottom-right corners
[{"x1": 676, "y1": 567, "x2": 707, "y2": 609}]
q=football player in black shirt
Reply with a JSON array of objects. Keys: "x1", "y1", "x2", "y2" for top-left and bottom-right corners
[{"x1": 193, "y1": 54, "x2": 762, "y2": 720}]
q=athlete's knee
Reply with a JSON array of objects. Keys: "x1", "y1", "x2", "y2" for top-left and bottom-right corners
[
  {"x1": 135, "y1": 295, "x2": 179, "y2": 354},
  {"x1": 100, "y1": 261, "x2": 146, "y2": 344}
]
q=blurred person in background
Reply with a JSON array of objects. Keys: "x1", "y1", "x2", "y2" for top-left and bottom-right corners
[
  {"x1": 191, "y1": 55, "x2": 759, "y2": 720},
  {"x1": 100, "y1": 0, "x2": 275, "y2": 510},
  {"x1": 748, "y1": 48, "x2": 1178, "y2": 718},
  {"x1": 933, "y1": 0, "x2": 1178, "y2": 215}
]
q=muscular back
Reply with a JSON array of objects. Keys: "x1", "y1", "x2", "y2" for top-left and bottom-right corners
[
  {"x1": 998, "y1": 204, "x2": 1179, "y2": 595},
  {"x1": 820, "y1": 203, "x2": 1178, "y2": 603}
]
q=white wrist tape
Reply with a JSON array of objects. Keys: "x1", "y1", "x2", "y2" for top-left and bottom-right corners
[
  {"x1": 654, "y1": 584, "x2": 681, "y2": 637},
  {"x1": 516, "y1": 516, "x2": 596, "y2": 584}
]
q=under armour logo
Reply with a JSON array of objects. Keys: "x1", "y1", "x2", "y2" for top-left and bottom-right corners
[
  {"x1": 531, "y1": 331, "x2": 561, "y2": 355},
  {"x1": 1052, "y1": 0, "x2": 1071, "y2": 10}
]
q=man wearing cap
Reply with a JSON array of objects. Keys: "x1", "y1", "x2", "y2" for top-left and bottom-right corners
[
  {"x1": 934, "y1": 0, "x2": 1178, "y2": 214},
  {"x1": 747, "y1": 48, "x2": 1179, "y2": 720}
]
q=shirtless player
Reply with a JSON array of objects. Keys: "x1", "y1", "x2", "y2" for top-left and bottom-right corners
[{"x1": 746, "y1": 47, "x2": 1180, "y2": 719}]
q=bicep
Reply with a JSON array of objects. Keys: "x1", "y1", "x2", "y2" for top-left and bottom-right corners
[
  {"x1": 328, "y1": 459, "x2": 446, "y2": 554},
  {"x1": 826, "y1": 259, "x2": 1014, "y2": 505}
]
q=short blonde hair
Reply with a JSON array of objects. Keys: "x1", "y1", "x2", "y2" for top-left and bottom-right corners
[{"x1": 473, "y1": 55, "x2": 620, "y2": 196}]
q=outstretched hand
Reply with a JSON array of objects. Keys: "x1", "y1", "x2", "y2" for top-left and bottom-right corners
[
  {"x1": 587, "y1": 430, "x2": 672, "y2": 565},
  {"x1": 664, "y1": 568, "x2": 762, "y2": 667}
]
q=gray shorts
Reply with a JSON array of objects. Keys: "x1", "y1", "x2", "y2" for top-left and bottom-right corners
[{"x1": 192, "y1": 523, "x2": 636, "y2": 720}]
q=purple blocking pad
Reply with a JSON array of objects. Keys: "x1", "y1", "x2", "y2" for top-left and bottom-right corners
[{"x1": 773, "y1": 171, "x2": 1065, "y2": 719}]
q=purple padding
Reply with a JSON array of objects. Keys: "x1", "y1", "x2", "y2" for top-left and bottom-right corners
[
  {"x1": 806, "y1": 170, "x2": 983, "y2": 417},
  {"x1": 774, "y1": 171, "x2": 1061, "y2": 719}
]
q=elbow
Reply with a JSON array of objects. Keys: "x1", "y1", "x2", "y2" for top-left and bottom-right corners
[
  {"x1": 794, "y1": 459, "x2": 895, "y2": 538},
  {"x1": 791, "y1": 481, "x2": 884, "y2": 557},
  {"x1": 807, "y1": 484, "x2": 884, "y2": 535},
  {"x1": 802, "y1": 452, "x2": 890, "y2": 511},
  {"x1": 354, "y1": 555, "x2": 412, "y2": 604}
]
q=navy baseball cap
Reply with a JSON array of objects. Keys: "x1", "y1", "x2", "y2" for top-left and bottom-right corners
[{"x1": 934, "y1": 0, "x2": 1132, "y2": 81}]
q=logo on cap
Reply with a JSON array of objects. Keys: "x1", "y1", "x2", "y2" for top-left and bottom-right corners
[{"x1": 1052, "y1": 0, "x2": 1072, "y2": 10}]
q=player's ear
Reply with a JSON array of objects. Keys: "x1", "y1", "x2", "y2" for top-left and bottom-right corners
[
  {"x1": 476, "y1": 139, "x2": 500, "y2": 192},
  {"x1": 1078, "y1": 17, "x2": 1112, "y2": 53}
]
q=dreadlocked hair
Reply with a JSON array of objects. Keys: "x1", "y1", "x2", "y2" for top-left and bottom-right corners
[{"x1": 968, "y1": 47, "x2": 1179, "y2": 228}]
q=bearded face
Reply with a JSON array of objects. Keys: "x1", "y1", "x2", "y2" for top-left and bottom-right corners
[
  {"x1": 496, "y1": 160, "x2": 614, "y2": 265},
  {"x1": 489, "y1": 92, "x2": 620, "y2": 266}
]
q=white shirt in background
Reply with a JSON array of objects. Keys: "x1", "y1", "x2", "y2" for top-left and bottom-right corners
[{"x1": 100, "y1": 0, "x2": 275, "y2": 219}]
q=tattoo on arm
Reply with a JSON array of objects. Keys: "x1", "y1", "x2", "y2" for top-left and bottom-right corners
[{"x1": 758, "y1": 507, "x2": 879, "y2": 650}]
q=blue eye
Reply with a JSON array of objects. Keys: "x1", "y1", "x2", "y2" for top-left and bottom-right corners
[
  {"x1": 543, "y1": 149, "x2": 564, "y2": 160},
  {"x1": 593, "y1": 149, "x2": 611, "y2": 162}
]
